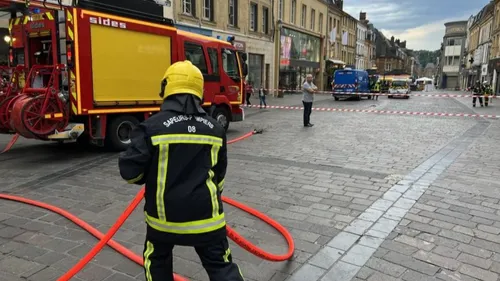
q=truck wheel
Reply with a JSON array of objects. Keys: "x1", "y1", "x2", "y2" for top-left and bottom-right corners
[
  {"x1": 334, "y1": 97, "x2": 340, "y2": 101},
  {"x1": 106, "y1": 115, "x2": 140, "y2": 151},
  {"x1": 212, "y1": 107, "x2": 230, "y2": 131}
]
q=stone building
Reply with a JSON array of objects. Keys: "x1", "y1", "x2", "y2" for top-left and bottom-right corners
[
  {"x1": 340, "y1": 9, "x2": 357, "y2": 68},
  {"x1": 174, "y1": 0, "x2": 275, "y2": 90},
  {"x1": 355, "y1": 13, "x2": 368, "y2": 70},
  {"x1": 437, "y1": 21, "x2": 468, "y2": 89},
  {"x1": 274, "y1": 0, "x2": 328, "y2": 91},
  {"x1": 324, "y1": 0, "x2": 344, "y2": 89},
  {"x1": 489, "y1": 0, "x2": 500, "y2": 93}
]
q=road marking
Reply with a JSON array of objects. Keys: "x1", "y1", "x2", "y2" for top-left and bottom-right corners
[{"x1": 286, "y1": 122, "x2": 491, "y2": 281}]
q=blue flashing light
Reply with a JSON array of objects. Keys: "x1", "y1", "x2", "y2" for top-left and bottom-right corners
[
  {"x1": 33, "y1": 8, "x2": 41, "y2": 14},
  {"x1": 216, "y1": 35, "x2": 221, "y2": 40},
  {"x1": 227, "y1": 35, "x2": 235, "y2": 42}
]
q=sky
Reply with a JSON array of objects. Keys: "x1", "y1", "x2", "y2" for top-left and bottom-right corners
[{"x1": 344, "y1": 0, "x2": 491, "y2": 51}]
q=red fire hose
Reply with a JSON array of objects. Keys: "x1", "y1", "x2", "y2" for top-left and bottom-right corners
[{"x1": 0, "y1": 129, "x2": 294, "y2": 281}]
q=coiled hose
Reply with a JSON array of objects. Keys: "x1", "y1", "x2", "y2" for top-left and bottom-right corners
[{"x1": 0, "y1": 130, "x2": 294, "y2": 281}]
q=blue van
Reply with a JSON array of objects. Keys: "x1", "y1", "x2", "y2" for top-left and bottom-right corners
[{"x1": 332, "y1": 68, "x2": 371, "y2": 100}]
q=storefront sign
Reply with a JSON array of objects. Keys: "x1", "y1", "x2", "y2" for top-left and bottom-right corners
[
  {"x1": 232, "y1": 41, "x2": 246, "y2": 52},
  {"x1": 279, "y1": 27, "x2": 321, "y2": 66}
]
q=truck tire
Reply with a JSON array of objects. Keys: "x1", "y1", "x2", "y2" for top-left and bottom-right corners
[
  {"x1": 334, "y1": 97, "x2": 340, "y2": 101},
  {"x1": 212, "y1": 107, "x2": 230, "y2": 131},
  {"x1": 106, "y1": 115, "x2": 140, "y2": 151}
]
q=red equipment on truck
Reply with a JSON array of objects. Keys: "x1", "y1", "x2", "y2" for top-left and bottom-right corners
[{"x1": 0, "y1": 0, "x2": 247, "y2": 151}]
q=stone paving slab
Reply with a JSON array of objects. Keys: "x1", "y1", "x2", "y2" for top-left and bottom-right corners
[{"x1": 0, "y1": 94, "x2": 498, "y2": 281}]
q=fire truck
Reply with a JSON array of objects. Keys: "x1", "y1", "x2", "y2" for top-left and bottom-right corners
[{"x1": 0, "y1": 0, "x2": 247, "y2": 150}]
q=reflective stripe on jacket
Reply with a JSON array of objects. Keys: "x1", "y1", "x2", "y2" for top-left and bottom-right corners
[{"x1": 118, "y1": 102, "x2": 228, "y2": 238}]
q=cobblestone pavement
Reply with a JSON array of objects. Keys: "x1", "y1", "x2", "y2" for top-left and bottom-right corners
[{"x1": 0, "y1": 91, "x2": 499, "y2": 281}]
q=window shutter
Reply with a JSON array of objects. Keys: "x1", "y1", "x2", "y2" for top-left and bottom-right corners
[
  {"x1": 210, "y1": 0, "x2": 214, "y2": 21},
  {"x1": 234, "y1": 0, "x2": 238, "y2": 26},
  {"x1": 192, "y1": 0, "x2": 196, "y2": 17},
  {"x1": 255, "y1": 5, "x2": 258, "y2": 31}
]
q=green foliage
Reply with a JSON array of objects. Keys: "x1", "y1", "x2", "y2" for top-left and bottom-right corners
[{"x1": 414, "y1": 50, "x2": 441, "y2": 67}]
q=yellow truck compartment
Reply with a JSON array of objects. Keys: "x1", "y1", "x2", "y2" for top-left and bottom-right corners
[{"x1": 90, "y1": 24, "x2": 171, "y2": 104}]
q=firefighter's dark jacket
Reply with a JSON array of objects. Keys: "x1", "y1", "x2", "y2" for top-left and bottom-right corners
[{"x1": 118, "y1": 94, "x2": 228, "y2": 245}]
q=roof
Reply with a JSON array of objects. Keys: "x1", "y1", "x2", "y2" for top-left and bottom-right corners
[{"x1": 471, "y1": 2, "x2": 494, "y2": 28}]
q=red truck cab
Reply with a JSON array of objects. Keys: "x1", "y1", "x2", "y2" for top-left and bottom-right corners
[{"x1": 0, "y1": 0, "x2": 248, "y2": 151}]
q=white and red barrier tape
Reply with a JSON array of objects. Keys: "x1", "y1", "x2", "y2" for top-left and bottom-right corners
[
  {"x1": 242, "y1": 104, "x2": 500, "y2": 119},
  {"x1": 252, "y1": 89, "x2": 498, "y2": 98}
]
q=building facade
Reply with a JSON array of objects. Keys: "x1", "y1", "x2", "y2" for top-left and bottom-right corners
[
  {"x1": 324, "y1": 0, "x2": 344, "y2": 89},
  {"x1": 366, "y1": 23, "x2": 377, "y2": 70},
  {"x1": 374, "y1": 30, "x2": 408, "y2": 75},
  {"x1": 489, "y1": 0, "x2": 500, "y2": 93},
  {"x1": 355, "y1": 13, "x2": 368, "y2": 70},
  {"x1": 275, "y1": 0, "x2": 328, "y2": 92},
  {"x1": 340, "y1": 10, "x2": 357, "y2": 67},
  {"x1": 464, "y1": 4, "x2": 494, "y2": 89},
  {"x1": 174, "y1": 0, "x2": 274, "y2": 90},
  {"x1": 437, "y1": 21, "x2": 467, "y2": 89}
]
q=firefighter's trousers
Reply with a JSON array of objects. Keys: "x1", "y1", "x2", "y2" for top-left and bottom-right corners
[
  {"x1": 143, "y1": 235, "x2": 245, "y2": 281},
  {"x1": 473, "y1": 95, "x2": 483, "y2": 106}
]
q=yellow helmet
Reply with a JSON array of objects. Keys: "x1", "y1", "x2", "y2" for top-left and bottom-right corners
[{"x1": 160, "y1": 60, "x2": 204, "y2": 100}]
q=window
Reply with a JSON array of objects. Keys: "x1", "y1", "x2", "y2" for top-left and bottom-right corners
[
  {"x1": 207, "y1": 48, "x2": 219, "y2": 75},
  {"x1": 185, "y1": 42, "x2": 208, "y2": 74},
  {"x1": 310, "y1": 9, "x2": 315, "y2": 31},
  {"x1": 182, "y1": 0, "x2": 194, "y2": 15},
  {"x1": 301, "y1": 4, "x2": 306, "y2": 28},
  {"x1": 203, "y1": 0, "x2": 214, "y2": 21},
  {"x1": 262, "y1": 7, "x2": 269, "y2": 34},
  {"x1": 228, "y1": 0, "x2": 238, "y2": 26},
  {"x1": 291, "y1": 0, "x2": 296, "y2": 24},
  {"x1": 250, "y1": 3, "x2": 258, "y2": 31},
  {"x1": 278, "y1": 0, "x2": 283, "y2": 20},
  {"x1": 222, "y1": 48, "x2": 239, "y2": 80},
  {"x1": 319, "y1": 13, "x2": 323, "y2": 33}
]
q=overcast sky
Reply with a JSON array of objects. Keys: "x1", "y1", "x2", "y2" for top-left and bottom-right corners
[{"x1": 344, "y1": 0, "x2": 491, "y2": 51}]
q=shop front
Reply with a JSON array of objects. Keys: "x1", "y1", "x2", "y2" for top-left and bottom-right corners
[
  {"x1": 278, "y1": 27, "x2": 321, "y2": 93},
  {"x1": 489, "y1": 58, "x2": 500, "y2": 94},
  {"x1": 212, "y1": 31, "x2": 274, "y2": 91}
]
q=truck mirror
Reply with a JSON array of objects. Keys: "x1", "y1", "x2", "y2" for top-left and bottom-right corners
[{"x1": 242, "y1": 63, "x2": 248, "y2": 77}]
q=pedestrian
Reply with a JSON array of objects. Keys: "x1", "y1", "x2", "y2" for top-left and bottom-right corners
[
  {"x1": 472, "y1": 80, "x2": 484, "y2": 107},
  {"x1": 302, "y1": 74, "x2": 317, "y2": 127},
  {"x1": 245, "y1": 81, "x2": 253, "y2": 106},
  {"x1": 259, "y1": 84, "x2": 267, "y2": 109},
  {"x1": 118, "y1": 60, "x2": 244, "y2": 281}
]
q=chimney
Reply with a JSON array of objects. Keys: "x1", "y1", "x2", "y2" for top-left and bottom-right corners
[
  {"x1": 360, "y1": 12, "x2": 366, "y2": 21},
  {"x1": 401, "y1": 40, "x2": 406, "y2": 48},
  {"x1": 396, "y1": 39, "x2": 400, "y2": 45},
  {"x1": 391, "y1": 36, "x2": 394, "y2": 42}
]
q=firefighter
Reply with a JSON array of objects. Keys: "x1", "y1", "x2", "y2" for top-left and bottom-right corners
[
  {"x1": 472, "y1": 80, "x2": 484, "y2": 107},
  {"x1": 483, "y1": 81, "x2": 492, "y2": 107},
  {"x1": 118, "y1": 60, "x2": 244, "y2": 281}
]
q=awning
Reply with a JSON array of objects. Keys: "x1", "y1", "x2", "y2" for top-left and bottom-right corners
[{"x1": 327, "y1": 59, "x2": 346, "y2": 65}]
